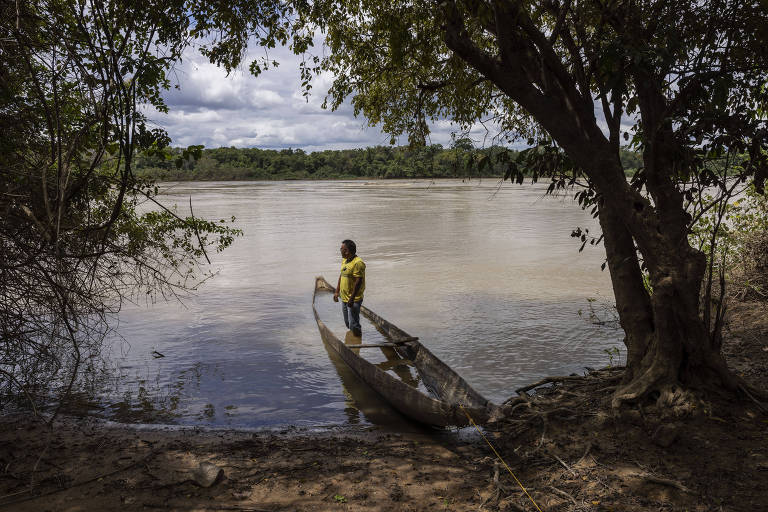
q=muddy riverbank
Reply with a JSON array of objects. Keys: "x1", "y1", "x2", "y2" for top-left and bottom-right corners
[{"x1": 1, "y1": 301, "x2": 766, "y2": 511}]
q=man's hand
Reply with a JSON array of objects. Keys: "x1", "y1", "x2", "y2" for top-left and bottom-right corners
[
  {"x1": 346, "y1": 299, "x2": 354, "y2": 308},
  {"x1": 333, "y1": 290, "x2": 339, "y2": 302}
]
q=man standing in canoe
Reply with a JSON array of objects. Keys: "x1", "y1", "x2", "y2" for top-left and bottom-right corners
[{"x1": 334, "y1": 239, "x2": 366, "y2": 337}]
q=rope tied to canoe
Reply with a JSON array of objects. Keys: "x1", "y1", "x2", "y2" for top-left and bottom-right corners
[{"x1": 458, "y1": 404, "x2": 542, "y2": 512}]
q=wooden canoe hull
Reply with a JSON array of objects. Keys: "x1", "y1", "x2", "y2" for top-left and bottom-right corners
[{"x1": 313, "y1": 277, "x2": 498, "y2": 427}]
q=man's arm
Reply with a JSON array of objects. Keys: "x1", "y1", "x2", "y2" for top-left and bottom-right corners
[{"x1": 333, "y1": 275, "x2": 341, "y2": 302}]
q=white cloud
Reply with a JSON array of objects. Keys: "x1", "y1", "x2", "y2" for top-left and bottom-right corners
[
  {"x1": 149, "y1": 42, "x2": 632, "y2": 152},
  {"x1": 146, "y1": 44, "x2": 471, "y2": 151}
]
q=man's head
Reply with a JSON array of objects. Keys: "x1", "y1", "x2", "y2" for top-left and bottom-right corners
[{"x1": 340, "y1": 239, "x2": 356, "y2": 259}]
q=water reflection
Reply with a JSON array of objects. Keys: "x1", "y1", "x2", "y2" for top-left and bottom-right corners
[
  {"x1": 342, "y1": 328, "x2": 422, "y2": 390},
  {"x1": 376, "y1": 348, "x2": 420, "y2": 390},
  {"x1": 321, "y1": 330, "x2": 414, "y2": 429},
  {"x1": 102, "y1": 180, "x2": 624, "y2": 427}
]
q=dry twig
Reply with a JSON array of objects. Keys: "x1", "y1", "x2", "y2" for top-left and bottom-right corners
[
  {"x1": 549, "y1": 452, "x2": 576, "y2": 477},
  {"x1": 549, "y1": 485, "x2": 578, "y2": 507},
  {"x1": 641, "y1": 473, "x2": 692, "y2": 493}
]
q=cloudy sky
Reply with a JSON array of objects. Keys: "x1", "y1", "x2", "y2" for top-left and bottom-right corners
[
  {"x1": 148, "y1": 43, "x2": 632, "y2": 153},
  {"x1": 148, "y1": 44, "x2": 466, "y2": 152}
]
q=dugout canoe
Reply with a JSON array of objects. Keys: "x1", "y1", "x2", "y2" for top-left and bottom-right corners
[{"x1": 312, "y1": 276, "x2": 499, "y2": 427}]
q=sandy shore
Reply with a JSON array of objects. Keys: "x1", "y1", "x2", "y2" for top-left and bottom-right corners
[{"x1": 1, "y1": 415, "x2": 501, "y2": 511}]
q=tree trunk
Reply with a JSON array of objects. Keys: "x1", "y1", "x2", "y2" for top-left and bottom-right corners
[
  {"x1": 597, "y1": 205, "x2": 653, "y2": 383},
  {"x1": 579, "y1": 150, "x2": 743, "y2": 407},
  {"x1": 610, "y1": 240, "x2": 741, "y2": 407},
  {"x1": 438, "y1": 5, "x2": 753, "y2": 408}
]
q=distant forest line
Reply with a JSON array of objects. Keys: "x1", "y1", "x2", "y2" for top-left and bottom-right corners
[{"x1": 135, "y1": 145, "x2": 644, "y2": 181}]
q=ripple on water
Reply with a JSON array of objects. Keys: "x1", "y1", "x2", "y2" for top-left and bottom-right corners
[{"x1": 103, "y1": 180, "x2": 623, "y2": 427}]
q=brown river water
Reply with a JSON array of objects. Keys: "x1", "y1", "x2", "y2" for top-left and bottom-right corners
[{"x1": 102, "y1": 179, "x2": 624, "y2": 428}]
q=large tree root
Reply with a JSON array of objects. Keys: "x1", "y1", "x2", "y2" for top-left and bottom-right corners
[
  {"x1": 500, "y1": 361, "x2": 767, "y2": 430},
  {"x1": 488, "y1": 364, "x2": 767, "y2": 512},
  {"x1": 610, "y1": 356, "x2": 676, "y2": 409},
  {"x1": 609, "y1": 347, "x2": 768, "y2": 412},
  {"x1": 496, "y1": 366, "x2": 624, "y2": 431}
]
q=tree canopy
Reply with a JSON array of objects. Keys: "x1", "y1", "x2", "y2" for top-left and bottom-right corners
[
  {"x1": 0, "y1": 0, "x2": 296, "y2": 416},
  {"x1": 293, "y1": 0, "x2": 768, "y2": 406}
]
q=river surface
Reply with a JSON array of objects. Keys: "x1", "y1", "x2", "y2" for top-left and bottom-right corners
[{"x1": 102, "y1": 179, "x2": 624, "y2": 428}]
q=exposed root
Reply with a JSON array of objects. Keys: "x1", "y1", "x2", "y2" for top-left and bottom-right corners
[
  {"x1": 501, "y1": 396, "x2": 528, "y2": 407},
  {"x1": 610, "y1": 351, "x2": 766, "y2": 414},
  {"x1": 515, "y1": 375, "x2": 590, "y2": 394},
  {"x1": 611, "y1": 362, "x2": 670, "y2": 409},
  {"x1": 508, "y1": 401, "x2": 532, "y2": 415},
  {"x1": 498, "y1": 367, "x2": 623, "y2": 429},
  {"x1": 479, "y1": 461, "x2": 501, "y2": 510},
  {"x1": 485, "y1": 320, "x2": 768, "y2": 512},
  {"x1": 535, "y1": 417, "x2": 547, "y2": 452},
  {"x1": 738, "y1": 382, "x2": 768, "y2": 412},
  {"x1": 576, "y1": 442, "x2": 592, "y2": 465},
  {"x1": 542, "y1": 406, "x2": 579, "y2": 419},
  {"x1": 497, "y1": 498, "x2": 526, "y2": 512}
]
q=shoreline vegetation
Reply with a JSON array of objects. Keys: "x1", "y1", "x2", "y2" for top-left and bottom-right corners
[{"x1": 135, "y1": 145, "x2": 644, "y2": 181}]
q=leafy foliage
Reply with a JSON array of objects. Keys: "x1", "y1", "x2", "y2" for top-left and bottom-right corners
[
  {"x1": 0, "y1": 0, "x2": 299, "y2": 417},
  {"x1": 133, "y1": 144, "x2": 643, "y2": 181},
  {"x1": 690, "y1": 185, "x2": 768, "y2": 301}
]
